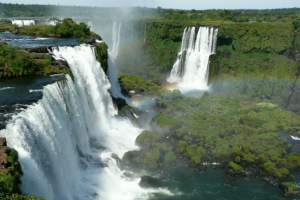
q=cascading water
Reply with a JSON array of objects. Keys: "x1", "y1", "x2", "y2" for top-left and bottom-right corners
[
  {"x1": 87, "y1": 21, "x2": 93, "y2": 32},
  {"x1": 107, "y1": 53, "x2": 128, "y2": 101},
  {"x1": 0, "y1": 44, "x2": 173, "y2": 199},
  {"x1": 12, "y1": 20, "x2": 35, "y2": 27},
  {"x1": 167, "y1": 26, "x2": 218, "y2": 90},
  {"x1": 111, "y1": 21, "x2": 122, "y2": 60},
  {"x1": 144, "y1": 24, "x2": 147, "y2": 44}
]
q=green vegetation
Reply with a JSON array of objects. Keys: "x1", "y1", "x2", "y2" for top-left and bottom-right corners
[
  {"x1": 53, "y1": 18, "x2": 91, "y2": 38},
  {"x1": 0, "y1": 149, "x2": 44, "y2": 199},
  {"x1": 95, "y1": 42, "x2": 108, "y2": 73},
  {"x1": 148, "y1": 90, "x2": 300, "y2": 177},
  {"x1": 0, "y1": 42, "x2": 36, "y2": 77},
  {"x1": 284, "y1": 182, "x2": 298, "y2": 190},
  {"x1": 0, "y1": 42, "x2": 63, "y2": 79},
  {"x1": 6, "y1": 18, "x2": 98, "y2": 39},
  {"x1": 136, "y1": 130, "x2": 163, "y2": 147},
  {"x1": 229, "y1": 162, "x2": 243, "y2": 171},
  {"x1": 118, "y1": 74, "x2": 168, "y2": 94}
]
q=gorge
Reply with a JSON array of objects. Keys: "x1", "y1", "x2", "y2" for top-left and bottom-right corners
[{"x1": 0, "y1": 5, "x2": 300, "y2": 200}]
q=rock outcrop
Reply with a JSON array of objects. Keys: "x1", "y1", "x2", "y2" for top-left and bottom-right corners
[
  {"x1": 0, "y1": 137, "x2": 11, "y2": 172},
  {"x1": 139, "y1": 176, "x2": 161, "y2": 188},
  {"x1": 278, "y1": 182, "x2": 300, "y2": 196}
]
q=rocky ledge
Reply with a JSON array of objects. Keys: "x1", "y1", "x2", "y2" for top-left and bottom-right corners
[
  {"x1": 0, "y1": 138, "x2": 11, "y2": 172},
  {"x1": 278, "y1": 182, "x2": 300, "y2": 196}
]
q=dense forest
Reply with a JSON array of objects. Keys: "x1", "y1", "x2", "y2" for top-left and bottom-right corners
[{"x1": 0, "y1": 3, "x2": 299, "y2": 22}]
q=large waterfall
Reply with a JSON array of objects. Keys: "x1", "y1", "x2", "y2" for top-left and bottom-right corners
[
  {"x1": 12, "y1": 20, "x2": 35, "y2": 27},
  {"x1": 111, "y1": 21, "x2": 122, "y2": 60},
  {"x1": 167, "y1": 27, "x2": 218, "y2": 90},
  {"x1": 0, "y1": 44, "x2": 169, "y2": 199}
]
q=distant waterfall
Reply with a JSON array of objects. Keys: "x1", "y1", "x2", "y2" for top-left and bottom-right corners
[
  {"x1": 111, "y1": 21, "x2": 122, "y2": 60},
  {"x1": 12, "y1": 20, "x2": 35, "y2": 27},
  {"x1": 144, "y1": 24, "x2": 147, "y2": 44},
  {"x1": 107, "y1": 53, "x2": 128, "y2": 101},
  {"x1": 0, "y1": 44, "x2": 165, "y2": 199},
  {"x1": 87, "y1": 21, "x2": 93, "y2": 32},
  {"x1": 167, "y1": 27, "x2": 218, "y2": 90}
]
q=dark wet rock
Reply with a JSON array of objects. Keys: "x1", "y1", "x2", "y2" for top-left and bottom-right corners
[
  {"x1": 11, "y1": 29, "x2": 18, "y2": 34},
  {"x1": 53, "y1": 40, "x2": 58, "y2": 43},
  {"x1": 122, "y1": 150, "x2": 145, "y2": 172},
  {"x1": 112, "y1": 97, "x2": 127, "y2": 110},
  {"x1": 26, "y1": 46, "x2": 49, "y2": 53},
  {"x1": 139, "y1": 176, "x2": 161, "y2": 188},
  {"x1": 111, "y1": 153, "x2": 123, "y2": 169},
  {"x1": 0, "y1": 137, "x2": 11, "y2": 172},
  {"x1": 281, "y1": 175, "x2": 295, "y2": 183},
  {"x1": 52, "y1": 60, "x2": 69, "y2": 69},
  {"x1": 135, "y1": 86, "x2": 144, "y2": 93},
  {"x1": 239, "y1": 117, "x2": 247, "y2": 125},
  {"x1": 0, "y1": 19, "x2": 12, "y2": 25},
  {"x1": 254, "y1": 106, "x2": 261, "y2": 113},
  {"x1": 278, "y1": 182, "x2": 300, "y2": 196},
  {"x1": 84, "y1": 38, "x2": 96, "y2": 45}
]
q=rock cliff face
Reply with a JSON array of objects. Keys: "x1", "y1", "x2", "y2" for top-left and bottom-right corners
[{"x1": 0, "y1": 137, "x2": 11, "y2": 172}]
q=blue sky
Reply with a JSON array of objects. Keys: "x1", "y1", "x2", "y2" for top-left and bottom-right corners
[{"x1": 0, "y1": 0, "x2": 299, "y2": 10}]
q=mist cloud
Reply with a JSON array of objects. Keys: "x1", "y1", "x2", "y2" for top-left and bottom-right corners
[{"x1": 0, "y1": 0, "x2": 299, "y2": 9}]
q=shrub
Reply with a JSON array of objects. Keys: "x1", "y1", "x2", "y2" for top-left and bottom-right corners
[{"x1": 229, "y1": 162, "x2": 242, "y2": 171}]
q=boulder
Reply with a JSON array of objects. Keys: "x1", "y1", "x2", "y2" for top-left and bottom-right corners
[
  {"x1": 139, "y1": 176, "x2": 161, "y2": 188},
  {"x1": 0, "y1": 138, "x2": 7, "y2": 146},
  {"x1": 0, "y1": 137, "x2": 11, "y2": 170},
  {"x1": 254, "y1": 106, "x2": 261, "y2": 113},
  {"x1": 112, "y1": 97, "x2": 127, "y2": 110},
  {"x1": 26, "y1": 46, "x2": 49, "y2": 53},
  {"x1": 239, "y1": 117, "x2": 247, "y2": 125},
  {"x1": 278, "y1": 182, "x2": 300, "y2": 196}
]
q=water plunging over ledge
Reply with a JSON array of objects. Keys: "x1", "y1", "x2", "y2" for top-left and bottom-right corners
[
  {"x1": 167, "y1": 26, "x2": 218, "y2": 90},
  {"x1": 0, "y1": 44, "x2": 174, "y2": 199}
]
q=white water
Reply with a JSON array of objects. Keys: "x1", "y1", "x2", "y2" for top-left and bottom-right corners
[
  {"x1": 88, "y1": 21, "x2": 93, "y2": 32},
  {"x1": 12, "y1": 20, "x2": 35, "y2": 27},
  {"x1": 144, "y1": 24, "x2": 147, "y2": 44},
  {"x1": 0, "y1": 44, "x2": 174, "y2": 199},
  {"x1": 167, "y1": 27, "x2": 218, "y2": 90},
  {"x1": 0, "y1": 87, "x2": 14, "y2": 91},
  {"x1": 111, "y1": 21, "x2": 122, "y2": 60},
  {"x1": 291, "y1": 136, "x2": 300, "y2": 141},
  {"x1": 107, "y1": 53, "x2": 128, "y2": 101}
]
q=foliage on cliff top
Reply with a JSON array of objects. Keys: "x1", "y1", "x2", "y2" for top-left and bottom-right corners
[
  {"x1": 118, "y1": 74, "x2": 168, "y2": 94},
  {"x1": 0, "y1": 43, "x2": 58, "y2": 78},
  {"x1": 95, "y1": 42, "x2": 108, "y2": 73},
  {"x1": 218, "y1": 22, "x2": 295, "y2": 54},
  {"x1": 1, "y1": 18, "x2": 99, "y2": 39}
]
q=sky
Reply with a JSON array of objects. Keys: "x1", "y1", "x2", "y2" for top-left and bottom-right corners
[{"x1": 0, "y1": 0, "x2": 299, "y2": 10}]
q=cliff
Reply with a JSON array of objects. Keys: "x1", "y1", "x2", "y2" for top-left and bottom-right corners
[{"x1": 0, "y1": 138, "x2": 10, "y2": 172}]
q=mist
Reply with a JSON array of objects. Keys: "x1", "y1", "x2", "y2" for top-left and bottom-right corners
[{"x1": 0, "y1": 0, "x2": 299, "y2": 10}]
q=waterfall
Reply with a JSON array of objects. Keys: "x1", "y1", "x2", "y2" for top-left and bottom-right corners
[
  {"x1": 111, "y1": 21, "x2": 121, "y2": 60},
  {"x1": 107, "y1": 53, "x2": 128, "y2": 101},
  {"x1": 0, "y1": 44, "x2": 168, "y2": 199},
  {"x1": 144, "y1": 24, "x2": 147, "y2": 44},
  {"x1": 12, "y1": 20, "x2": 35, "y2": 27},
  {"x1": 167, "y1": 26, "x2": 218, "y2": 90},
  {"x1": 87, "y1": 21, "x2": 93, "y2": 32}
]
